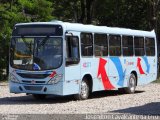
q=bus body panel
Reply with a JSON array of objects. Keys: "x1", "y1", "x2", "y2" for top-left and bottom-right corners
[
  {"x1": 108, "y1": 56, "x2": 157, "y2": 87},
  {"x1": 80, "y1": 57, "x2": 105, "y2": 92},
  {"x1": 91, "y1": 57, "x2": 106, "y2": 91},
  {"x1": 108, "y1": 57, "x2": 126, "y2": 88},
  {"x1": 63, "y1": 66, "x2": 81, "y2": 95},
  {"x1": 136, "y1": 56, "x2": 157, "y2": 85},
  {"x1": 9, "y1": 21, "x2": 158, "y2": 96}
]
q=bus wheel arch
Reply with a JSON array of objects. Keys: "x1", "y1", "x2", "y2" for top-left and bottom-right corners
[
  {"x1": 74, "y1": 74, "x2": 93, "y2": 100},
  {"x1": 131, "y1": 71, "x2": 138, "y2": 86},
  {"x1": 124, "y1": 71, "x2": 137, "y2": 94},
  {"x1": 83, "y1": 74, "x2": 93, "y2": 93}
]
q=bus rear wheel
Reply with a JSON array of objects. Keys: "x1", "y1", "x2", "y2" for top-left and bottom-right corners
[
  {"x1": 32, "y1": 94, "x2": 46, "y2": 100},
  {"x1": 74, "y1": 78, "x2": 90, "y2": 100},
  {"x1": 124, "y1": 73, "x2": 136, "y2": 94}
]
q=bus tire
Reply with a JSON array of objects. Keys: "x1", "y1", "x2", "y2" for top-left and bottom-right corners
[
  {"x1": 74, "y1": 78, "x2": 90, "y2": 100},
  {"x1": 124, "y1": 73, "x2": 136, "y2": 94},
  {"x1": 32, "y1": 94, "x2": 46, "y2": 100}
]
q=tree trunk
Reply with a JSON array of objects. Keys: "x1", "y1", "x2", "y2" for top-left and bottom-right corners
[
  {"x1": 80, "y1": 0, "x2": 86, "y2": 23},
  {"x1": 86, "y1": 0, "x2": 94, "y2": 24}
]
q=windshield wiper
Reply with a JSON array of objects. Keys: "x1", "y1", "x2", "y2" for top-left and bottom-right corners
[
  {"x1": 21, "y1": 36, "x2": 32, "y2": 51},
  {"x1": 38, "y1": 36, "x2": 49, "y2": 48}
]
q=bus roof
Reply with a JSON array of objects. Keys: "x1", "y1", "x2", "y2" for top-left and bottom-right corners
[{"x1": 15, "y1": 21, "x2": 156, "y2": 37}]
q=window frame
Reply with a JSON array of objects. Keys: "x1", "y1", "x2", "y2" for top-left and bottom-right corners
[
  {"x1": 65, "y1": 36, "x2": 80, "y2": 66},
  {"x1": 80, "y1": 32, "x2": 93, "y2": 57},
  {"x1": 145, "y1": 37, "x2": 155, "y2": 56},
  {"x1": 134, "y1": 36, "x2": 145, "y2": 56},
  {"x1": 94, "y1": 33, "x2": 108, "y2": 57},
  {"x1": 122, "y1": 35, "x2": 134, "y2": 56},
  {"x1": 109, "y1": 34, "x2": 121, "y2": 56}
]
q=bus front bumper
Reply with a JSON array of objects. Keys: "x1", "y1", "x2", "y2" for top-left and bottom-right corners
[{"x1": 9, "y1": 81, "x2": 63, "y2": 95}]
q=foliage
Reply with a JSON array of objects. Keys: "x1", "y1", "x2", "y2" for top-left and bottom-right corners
[{"x1": 0, "y1": 0, "x2": 54, "y2": 80}]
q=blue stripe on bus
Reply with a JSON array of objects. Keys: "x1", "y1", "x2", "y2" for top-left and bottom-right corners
[
  {"x1": 142, "y1": 56, "x2": 150, "y2": 73},
  {"x1": 110, "y1": 57, "x2": 126, "y2": 86}
]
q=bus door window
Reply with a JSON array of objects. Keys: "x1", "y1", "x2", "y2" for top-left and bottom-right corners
[{"x1": 66, "y1": 36, "x2": 80, "y2": 66}]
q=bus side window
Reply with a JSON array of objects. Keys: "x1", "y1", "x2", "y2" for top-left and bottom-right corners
[
  {"x1": 81, "y1": 33, "x2": 93, "y2": 56},
  {"x1": 134, "y1": 37, "x2": 145, "y2": 56},
  {"x1": 66, "y1": 36, "x2": 80, "y2": 66},
  {"x1": 145, "y1": 37, "x2": 155, "y2": 56},
  {"x1": 122, "y1": 35, "x2": 133, "y2": 56},
  {"x1": 94, "y1": 33, "x2": 108, "y2": 56},
  {"x1": 109, "y1": 35, "x2": 121, "y2": 56}
]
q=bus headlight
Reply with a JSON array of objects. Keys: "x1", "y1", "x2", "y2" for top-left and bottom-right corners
[
  {"x1": 48, "y1": 74, "x2": 63, "y2": 84},
  {"x1": 9, "y1": 73, "x2": 20, "y2": 83}
]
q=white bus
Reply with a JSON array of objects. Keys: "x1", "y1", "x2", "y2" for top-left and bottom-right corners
[{"x1": 9, "y1": 21, "x2": 157, "y2": 100}]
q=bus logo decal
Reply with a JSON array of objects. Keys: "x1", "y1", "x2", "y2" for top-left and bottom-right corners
[
  {"x1": 97, "y1": 58, "x2": 115, "y2": 90},
  {"x1": 33, "y1": 63, "x2": 41, "y2": 71},
  {"x1": 137, "y1": 58, "x2": 145, "y2": 74},
  {"x1": 31, "y1": 80, "x2": 36, "y2": 84},
  {"x1": 110, "y1": 57, "x2": 126, "y2": 86},
  {"x1": 142, "y1": 56, "x2": 150, "y2": 73},
  {"x1": 83, "y1": 62, "x2": 91, "y2": 68}
]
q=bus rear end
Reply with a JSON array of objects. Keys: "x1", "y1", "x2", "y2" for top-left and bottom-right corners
[{"x1": 9, "y1": 23, "x2": 65, "y2": 97}]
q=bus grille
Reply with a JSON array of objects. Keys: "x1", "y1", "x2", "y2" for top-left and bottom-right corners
[
  {"x1": 24, "y1": 86, "x2": 43, "y2": 91},
  {"x1": 22, "y1": 80, "x2": 45, "y2": 84},
  {"x1": 17, "y1": 73, "x2": 49, "y2": 79}
]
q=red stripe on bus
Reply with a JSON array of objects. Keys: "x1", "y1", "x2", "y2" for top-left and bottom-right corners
[
  {"x1": 97, "y1": 58, "x2": 115, "y2": 90},
  {"x1": 137, "y1": 58, "x2": 145, "y2": 74}
]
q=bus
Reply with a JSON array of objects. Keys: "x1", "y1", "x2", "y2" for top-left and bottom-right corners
[{"x1": 9, "y1": 21, "x2": 157, "y2": 100}]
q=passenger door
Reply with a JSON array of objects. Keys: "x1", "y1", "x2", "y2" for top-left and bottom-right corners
[{"x1": 64, "y1": 32, "x2": 81, "y2": 95}]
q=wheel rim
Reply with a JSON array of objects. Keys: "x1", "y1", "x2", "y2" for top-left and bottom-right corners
[
  {"x1": 80, "y1": 81, "x2": 88, "y2": 98},
  {"x1": 130, "y1": 77, "x2": 135, "y2": 92}
]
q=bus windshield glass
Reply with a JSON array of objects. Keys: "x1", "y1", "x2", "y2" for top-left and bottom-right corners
[{"x1": 10, "y1": 37, "x2": 63, "y2": 70}]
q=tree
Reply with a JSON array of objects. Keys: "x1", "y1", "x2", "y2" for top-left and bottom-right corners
[
  {"x1": 52, "y1": 0, "x2": 96, "y2": 24},
  {"x1": 0, "y1": 0, "x2": 54, "y2": 80}
]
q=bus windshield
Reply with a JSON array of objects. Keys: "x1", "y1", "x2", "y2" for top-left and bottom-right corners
[{"x1": 10, "y1": 37, "x2": 63, "y2": 70}]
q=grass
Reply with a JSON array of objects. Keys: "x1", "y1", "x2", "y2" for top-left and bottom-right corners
[
  {"x1": 154, "y1": 73, "x2": 160, "y2": 83},
  {"x1": 0, "y1": 78, "x2": 8, "y2": 83},
  {"x1": 0, "y1": 75, "x2": 8, "y2": 83},
  {"x1": 154, "y1": 77, "x2": 160, "y2": 83}
]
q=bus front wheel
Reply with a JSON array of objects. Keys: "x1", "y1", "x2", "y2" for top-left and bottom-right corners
[
  {"x1": 74, "y1": 78, "x2": 90, "y2": 100},
  {"x1": 124, "y1": 73, "x2": 136, "y2": 94}
]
